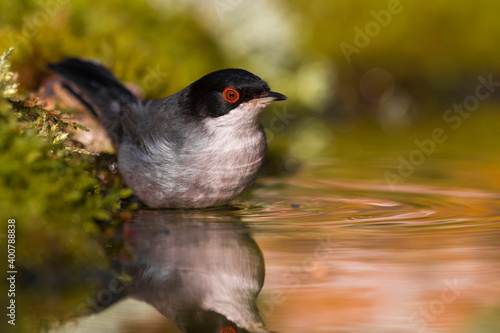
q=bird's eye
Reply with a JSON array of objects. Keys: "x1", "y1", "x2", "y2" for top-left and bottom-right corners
[
  {"x1": 222, "y1": 88, "x2": 239, "y2": 103},
  {"x1": 220, "y1": 327, "x2": 236, "y2": 333}
]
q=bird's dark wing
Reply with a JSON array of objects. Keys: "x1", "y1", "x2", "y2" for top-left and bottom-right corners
[
  {"x1": 48, "y1": 58, "x2": 140, "y2": 148},
  {"x1": 120, "y1": 105, "x2": 145, "y2": 148}
]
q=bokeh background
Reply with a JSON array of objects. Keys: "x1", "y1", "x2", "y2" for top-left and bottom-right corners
[
  {"x1": 2, "y1": 0, "x2": 500, "y2": 168},
  {"x1": 1, "y1": 0, "x2": 500, "y2": 332}
]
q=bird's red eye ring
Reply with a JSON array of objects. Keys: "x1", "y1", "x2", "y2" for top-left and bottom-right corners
[
  {"x1": 220, "y1": 327, "x2": 236, "y2": 333},
  {"x1": 223, "y1": 88, "x2": 239, "y2": 103}
]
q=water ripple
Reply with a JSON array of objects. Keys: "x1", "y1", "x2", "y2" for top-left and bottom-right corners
[{"x1": 242, "y1": 178, "x2": 500, "y2": 231}]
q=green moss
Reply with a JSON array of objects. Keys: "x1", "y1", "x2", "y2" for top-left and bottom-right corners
[
  {"x1": 0, "y1": 47, "x2": 18, "y2": 97},
  {"x1": 0, "y1": 48, "x2": 134, "y2": 332}
]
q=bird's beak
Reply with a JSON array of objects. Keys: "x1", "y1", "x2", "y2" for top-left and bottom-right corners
[{"x1": 254, "y1": 91, "x2": 288, "y2": 104}]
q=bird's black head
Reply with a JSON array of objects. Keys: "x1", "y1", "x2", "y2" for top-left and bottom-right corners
[
  {"x1": 181, "y1": 310, "x2": 253, "y2": 333},
  {"x1": 185, "y1": 69, "x2": 287, "y2": 118}
]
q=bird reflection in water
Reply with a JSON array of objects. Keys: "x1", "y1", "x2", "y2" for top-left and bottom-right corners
[{"x1": 103, "y1": 208, "x2": 272, "y2": 333}]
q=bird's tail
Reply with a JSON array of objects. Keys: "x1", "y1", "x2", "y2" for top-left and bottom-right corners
[{"x1": 48, "y1": 58, "x2": 140, "y2": 146}]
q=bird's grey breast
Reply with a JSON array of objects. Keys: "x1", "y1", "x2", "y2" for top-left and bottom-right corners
[{"x1": 118, "y1": 101, "x2": 267, "y2": 208}]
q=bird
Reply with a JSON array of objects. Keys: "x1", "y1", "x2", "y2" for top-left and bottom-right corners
[
  {"x1": 106, "y1": 209, "x2": 272, "y2": 333},
  {"x1": 48, "y1": 59, "x2": 287, "y2": 208}
]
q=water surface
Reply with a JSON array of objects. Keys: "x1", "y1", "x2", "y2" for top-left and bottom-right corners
[{"x1": 52, "y1": 114, "x2": 500, "y2": 333}]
